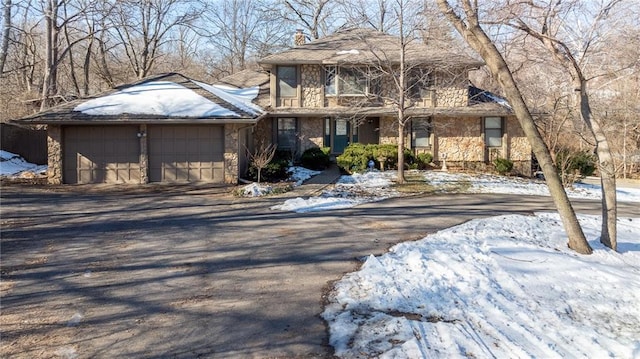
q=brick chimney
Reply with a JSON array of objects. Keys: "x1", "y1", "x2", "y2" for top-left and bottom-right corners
[{"x1": 294, "y1": 29, "x2": 305, "y2": 46}]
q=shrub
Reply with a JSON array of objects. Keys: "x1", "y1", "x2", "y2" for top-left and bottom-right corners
[
  {"x1": 300, "y1": 147, "x2": 331, "y2": 170},
  {"x1": 493, "y1": 158, "x2": 514, "y2": 175},
  {"x1": 555, "y1": 148, "x2": 597, "y2": 185},
  {"x1": 246, "y1": 151, "x2": 290, "y2": 182},
  {"x1": 336, "y1": 143, "x2": 417, "y2": 173},
  {"x1": 416, "y1": 152, "x2": 433, "y2": 170}
]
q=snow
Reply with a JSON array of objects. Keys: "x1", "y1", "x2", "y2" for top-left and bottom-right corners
[
  {"x1": 74, "y1": 81, "x2": 260, "y2": 117},
  {"x1": 238, "y1": 183, "x2": 273, "y2": 197},
  {"x1": 323, "y1": 213, "x2": 640, "y2": 358},
  {"x1": 193, "y1": 81, "x2": 262, "y2": 115},
  {"x1": 289, "y1": 166, "x2": 321, "y2": 186},
  {"x1": 271, "y1": 171, "x2": 398, "y2": 213},
  {"x1": 272, "y1": 170, "x2": 640, "y2": 213},
  {"x1": 336, "y1": 49, "x2": 360, "y2": 55},
  {"x1": 237, "y1": 166, "x2": 321, "y2": 197},
  {"x1": 285, "y1": 169, "x2": 640, "y2": 358},
  {"x1": 0, "y1": 150, "x2": 47, "y2": 177}
]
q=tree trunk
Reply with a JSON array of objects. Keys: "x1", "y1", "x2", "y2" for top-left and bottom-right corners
[
  {"x1": 0, "y1": 0, "x2": 11, "y2": 75},
  {"x1": 576, "y1": 81, "x2": 617, "y2": 250},
  {"x1": 437, "y1": 0, "x2": 592, "y2": 254},
  {"x1": 397, "y1": 121, "x2": 406, "y2": 184}
]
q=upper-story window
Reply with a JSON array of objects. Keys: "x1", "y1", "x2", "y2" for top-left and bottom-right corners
[
  {"x1": 277, "y1": 65, "x2": 297, "y2": 97},
  {"x1": 408, "y1": 68, "x2": 434, "y2": 98},
  {"x1": 325, "y1": 66, "x2": 369, "y2": 96}
]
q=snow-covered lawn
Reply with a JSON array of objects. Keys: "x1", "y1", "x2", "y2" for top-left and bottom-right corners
[
  {"x1": 271, "y1": 169, "x2": 640, "y2": 213},
  {"x1": 267, "y1": 169, "x2": 640, "y2": 358},
  {"x1": 323, "y1": 213, "x2": 640, "y2": 358},
  {"x1": 0, "y1": 150, "x2": 47, "y2": 178}
]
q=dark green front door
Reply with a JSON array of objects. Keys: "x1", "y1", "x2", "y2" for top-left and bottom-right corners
[{"x1": 333, "y1": 119, "x2": 350, "y2": 153}]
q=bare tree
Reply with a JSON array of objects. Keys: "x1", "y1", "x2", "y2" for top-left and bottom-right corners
[
  {"x1": 278, "y1": 0, "x2": 335, "y2": 40},
  {"x1": 502, "y1": 0, "x2": 624, "y2": 250},
  {"x1": 335, "y1": 0, "x2": 397, "y2": 32},
  {"x1": 436, "y1": 0, "x2": 592, "y2": 254},
  {"x1": 247, "y1": 142, "x2": 277, "y2": 183},
  {"x1": 200, "y1": 0, "x2": 289, "y2": 78},
  {"x1": 0, "y1": 0, "x2": 11, "y2": 74},
  {"x1": 111, "y1": 0, "x2": 201, "y2": 79}
]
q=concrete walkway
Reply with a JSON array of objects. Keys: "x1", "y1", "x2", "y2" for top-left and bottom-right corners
[{"x1": 291, "y1": 163, "x2": 342, "y2": 197}]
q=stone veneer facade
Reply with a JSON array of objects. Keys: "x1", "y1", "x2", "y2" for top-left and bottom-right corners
[
  {"x1": 259, "y1": 64, "x2": 532, "y2": 176},
  {"x1": 46, "y1": 125, "x2": 63, "y2": 184}
]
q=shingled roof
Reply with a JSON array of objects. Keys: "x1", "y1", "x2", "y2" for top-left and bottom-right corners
[
  {"x1": 259, "y1": 28, "x2": 483, "y2": 67},
  {"x1": 18, "y1": 73, "x2": 263, "y2": 125}
]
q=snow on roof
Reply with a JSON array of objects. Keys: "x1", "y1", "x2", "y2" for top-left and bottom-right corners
[
  {"x1": 194, "y1": 81, "x2": 263, "y2": 116},
  {"x1": 74, "y1": 80, "x2": 261, "y2": 118}
]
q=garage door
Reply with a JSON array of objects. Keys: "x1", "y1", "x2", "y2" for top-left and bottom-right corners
[
  {"x1": 63, "y1": 126, "x2": 141, "y2": 184},
  {"x1": 148, "y1": 125, "x2": 224, "y2": 183}
]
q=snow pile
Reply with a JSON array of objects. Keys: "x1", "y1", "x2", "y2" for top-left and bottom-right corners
[
  {"x1": 238, "y1": 166, "x2": 320, "y2": 197},
  {"x1": 272, "y1": 171, "x2": 398, "y2": 213},
  {"x1": 0, "y1": 150, "x2": 47, "y2": 177},
  {"x1": 289, "y1": 166, "x2": 321, "y2": 186},
  {"x1": 323, "y1": 213, "x2": 640, "y2": 358},
  {"x1": 238, "y1": 183, "x2": 272, "y2": 197}
]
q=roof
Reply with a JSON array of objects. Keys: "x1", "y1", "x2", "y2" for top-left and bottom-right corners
[
  {"x1": 18, "y1": 73, "x2": 264, "y2": 125},
  {"x1": 259, "y1": 28, "x2": 483, "y2": 67},
  {"x1": 218, "y1": 69, "x2": 270, "y2": 88}
]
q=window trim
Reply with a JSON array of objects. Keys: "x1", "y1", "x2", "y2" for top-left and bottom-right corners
[
  {"x1": 411, "y1": 117, "x2": 432, "y2": 148},
  {"x1": 276, "y1": 117, "x2": 298, "y2": 151},
  {"x1": 324, "y1": 65, "x2": 369, "y2": 97},
  {"x1": 277, "y1": 65, "x2": 298, "y2": 98},
  {"x1": 408, "y1": 69, "x2": 435, "y2": 99},
  {"x1": 484, "y1": 117, "x2": 503, "y2": 148}
]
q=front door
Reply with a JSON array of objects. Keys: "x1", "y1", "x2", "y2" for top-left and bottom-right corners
[{"x1": 333, "y1": 118, "x2": 350, "y2": 153}]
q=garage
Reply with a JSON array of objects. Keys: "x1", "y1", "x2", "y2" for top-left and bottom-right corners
[
  {"x1": 148, "y1": 125, "x2": 225, "y2": 183},
  {"x1": 63, "y1": 126, "x2": 141, "y2": 184},
  {"x1": 19, "y1": 73, "x2": 262, "y2": 185}
]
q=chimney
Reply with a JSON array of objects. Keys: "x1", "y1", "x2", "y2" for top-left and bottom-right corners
[{"x1": 294, "y1": 29, "x2": 305, "y2": 46}]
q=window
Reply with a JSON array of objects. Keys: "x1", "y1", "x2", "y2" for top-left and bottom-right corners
[
  {"x1": 340, "y1": 68, "x2": 367, "y2": 95},
  {"x1": 484, "y1": 117, "x2": 503, "y2": 147},
  {"x1": 412, "y1": 118, "x2": 432, "y2": 147},
  {"x1": 325, "y1": 66, "x2": 337, "y2": 95},
  {"x1": 324, "y1": 66, "x2": 368, "y2": 96},
  {"x1": 408, "y1": 69, "x2": 434, "y2": 99},
  {"x1": 277, "y1": 66, "x2": 297, "y2": 97},
  {"x1": 277, "y1": 118, "x2": 297, "y2": 150}
]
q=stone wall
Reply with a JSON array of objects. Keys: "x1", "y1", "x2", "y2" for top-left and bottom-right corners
[
  {"x1": 434, "y1": 87, "x2": 468, "y2": 107},
  {"x1": 299, "y1": 117, "x2": 324, "y2": 151},
  {"x1": 436, "y1": 117, "x2": 484, "y2": 162},
  {"x1": 224, "y1": 124, "x2": 240, "y2": 184},
  {"x1": 47, "y1": 125, "x2": 62, "y2": 184},
  {"x1": 253, "y1": 117, "x2": 273, "y2": 148},
  {"x1": 379, "y1": 117, "x2": 398, "y2": 144},
  {"x1": 301, "y1": 65, "x2": 323, "y2": 108}
]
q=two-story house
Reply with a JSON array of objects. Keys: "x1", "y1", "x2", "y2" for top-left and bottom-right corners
[{"x1": 239, "y1": 28, "x2": 531, "y2": 175}]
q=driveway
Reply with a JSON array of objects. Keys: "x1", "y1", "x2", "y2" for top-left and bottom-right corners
[{"x1": 1, "y1": 184, "x2": 637, "y2": 358}]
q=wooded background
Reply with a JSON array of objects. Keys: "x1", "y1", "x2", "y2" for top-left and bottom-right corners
[{"x1": 1, "y1": 0, "x2": 638, "y2": 177}]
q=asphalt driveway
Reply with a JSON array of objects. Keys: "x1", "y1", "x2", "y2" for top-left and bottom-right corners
[{"x1": 1, "y1": 184, "x2": 636, "y2": 358}]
